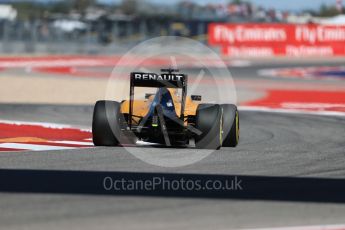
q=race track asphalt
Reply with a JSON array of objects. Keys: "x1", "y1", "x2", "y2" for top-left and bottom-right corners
[{"x1": 0, "y1": 59, "x2": 345, "y2": 229}]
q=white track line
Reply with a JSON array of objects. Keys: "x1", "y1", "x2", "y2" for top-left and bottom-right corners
[
  {"x1": 243, "y1": 224, "x2": 345, "y2": 230},
  {"x1": 239, "y1": 106, "x2": 345, "y2": 117},
  {"x1": 50, "y1": 141, "x2": 94, "y2": 146},
  {"x1": 0, "y1": 143, "x2": 75, "y2": 151},
  {"x1": 0, "y1": 119, "x2": 74, "y2": 129}
]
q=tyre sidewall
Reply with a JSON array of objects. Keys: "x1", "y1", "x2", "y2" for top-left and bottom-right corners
[
  {"x1": 195, "y1": 104, "x2": 222, "y2": 149},
  {"x1": 221, "y1": 104, "x2": 239, "y2": 147}
]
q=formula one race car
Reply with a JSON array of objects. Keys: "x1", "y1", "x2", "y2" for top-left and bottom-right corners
[{"x1": 92, "y1": 69, "x2": 239, "y2": 149}]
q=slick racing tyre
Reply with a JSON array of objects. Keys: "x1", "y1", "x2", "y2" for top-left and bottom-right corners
[
  {"x1": 221, "y1": 104, "x2": 239, "y2": 147},
  {"x1": 92, "y1": 100, "x2": 122, "y2": 146},
  {"x1": 195, "y1": 104, "x2": 223, "y2": 150}
]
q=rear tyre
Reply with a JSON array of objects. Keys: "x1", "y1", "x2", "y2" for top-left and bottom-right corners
[
  {"x1": 195, "y1": 104, "x2": 223, "y2": 150},
  {"x1": 221, "y1": 104, "x2": 239, "y2": 147},
  {"x1": 92, "y1": 100, "x2": 121, "y2": 146}
]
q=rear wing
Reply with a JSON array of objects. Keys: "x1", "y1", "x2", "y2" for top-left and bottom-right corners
[
  {"x1": 128, "y1": 70, "x2": 188, "y2": 129},
  {"x1": 130, "y1": 72, "x2": 187, "y2": 88}
]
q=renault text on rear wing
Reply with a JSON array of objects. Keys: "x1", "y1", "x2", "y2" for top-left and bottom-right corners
[{"x1": 130, "y1": 72, "x2": 187, "y2": 88}]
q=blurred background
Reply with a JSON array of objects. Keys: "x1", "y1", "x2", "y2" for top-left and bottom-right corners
[{"x1": 0, "y1": 0, "x2": 344, "y2": 55}]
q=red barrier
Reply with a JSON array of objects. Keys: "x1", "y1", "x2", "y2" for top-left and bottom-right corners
[{"x1": 209, "y1": 23, "x2": 345, "y2": 56}]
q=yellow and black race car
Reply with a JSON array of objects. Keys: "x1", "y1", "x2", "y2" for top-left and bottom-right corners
[{"x1": 92, "y1": 69, "x2": 239, "y2": 149}]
